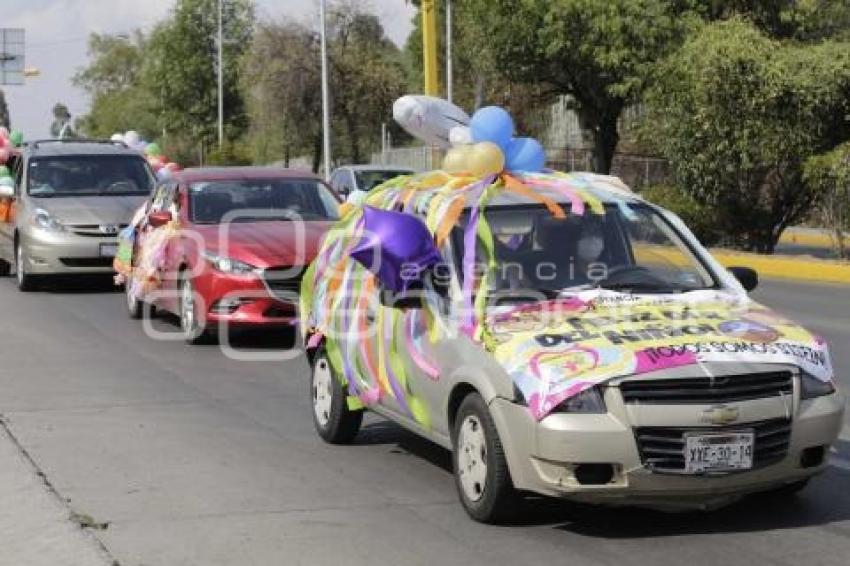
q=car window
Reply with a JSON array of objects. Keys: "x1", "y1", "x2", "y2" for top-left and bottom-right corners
[
  {"x1": 353, "y1": 170, "x2": 410, "y2": 193},
  {"x1": 189, "y1": 178, "x2": 340, "y2": 224},
  {"x1": 27, "y1": 155, "x2": 155, "y2": 197},
  {"x1": 453, "y1": 203, "x2": 716, "y2": 295}
]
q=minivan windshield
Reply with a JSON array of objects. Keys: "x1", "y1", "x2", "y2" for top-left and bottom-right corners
[
  {"x1": 355, "y1": 170, "x2": 412, "y2": 192},
  {"x1": 454, "y1": 203, "x2": 717, "y2": 295},
  {"x1": 189, "y1": 178, "x2": 340, "y2": 224},
  {"x1": 28, "y1": 155, "x2": 155, "y2": 197}
]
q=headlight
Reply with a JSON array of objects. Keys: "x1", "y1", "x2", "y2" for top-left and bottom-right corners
[
  {"x1": 552, "y1": 386, "x2": 607, "y2": 414},
  {"x1": 801, "y1": 371, "x2": 835, "y2": 400},
  {"x1": 31, "y1": 208, "x2": 66, "y2": 233},
  {"x1": 202, "y1": 252, "x2": 257, "y2": 275}
]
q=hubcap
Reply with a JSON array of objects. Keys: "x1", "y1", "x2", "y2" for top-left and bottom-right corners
[
  {"x1": 181, "y1": 279, "x2": 196, "y2": 337},
  {"x1": 458, "y1": 415, "x2": 487, "y2": 502},
  {"x1": 312, "y1": 358, "x2": 333, "y2": 427}
]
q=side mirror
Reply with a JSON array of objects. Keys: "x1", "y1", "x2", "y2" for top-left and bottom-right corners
[
  {"x1": 0, "y1": 183, "x2": 14, "y2": 198},
  {"x1": 148, "y1": 210, "x2": 172, "y2": 228},
  {"x1": 728, "y1": 266, "x2": 758, "y2": 291}
]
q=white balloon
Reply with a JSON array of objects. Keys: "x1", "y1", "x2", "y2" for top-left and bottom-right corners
[
  {"x1": 124, "y1": 130, "x2": 141, "y2": 147},
  {"x1": 449, "y1": 125, "x2": 473, "y2": 146},
  {"x1": 0, "y1": 176, "x2": 14, "y2": 187},
  {"x1": 156, "y1": 168, "x2": 172, "y2": 181},
  {"x1": 393, "y1": 95, "x2": 470, "y2": 148}
]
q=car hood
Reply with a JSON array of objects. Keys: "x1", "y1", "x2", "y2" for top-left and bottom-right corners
[
  {"x1": 32, "y1": 196, "x2": 148, "y2": 226},
  {"x1": 487, "y1": 289, "x2": 833, "y2": 420},
  {"x1": 191, "y1": 220, "x2": 333, "y2": 268}
]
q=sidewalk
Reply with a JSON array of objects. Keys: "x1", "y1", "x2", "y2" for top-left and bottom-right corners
[{"x1": 0, "y1": 419, "x2": 113, "y2": 566}]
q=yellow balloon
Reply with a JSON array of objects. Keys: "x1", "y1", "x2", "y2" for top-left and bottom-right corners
[
  {"x1": 467, "y1": 142, "x2": 505, "y2": 177},
  {"x1": 442, "y1": 145, "x2": 471, "y2": 174}
]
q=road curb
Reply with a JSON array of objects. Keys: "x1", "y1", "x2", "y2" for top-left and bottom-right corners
[{"x1": 709, "y1": 249, "x2": 850, "y2": 285}]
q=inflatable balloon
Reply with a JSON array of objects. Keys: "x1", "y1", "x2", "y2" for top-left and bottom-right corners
[
  {"x1": 393, "y1": 95, "x2": 470, "y2": 148},
  {"x1": 156, "y1": 168, "x2": 172, "y2": 181},
  {"x1": 9, "y1": 130, "x2": 24, "y2": 147},
  {"x1": 123, "y1": 130, "x2": 141, "y2": 147},
  {"x1": 164, "y1": 162, "x2": 181, "y2": 173},
  {"x1": 505, "y1": 137, "x2": 546, "y2": 172},
  {"x1": 467, "y1": 142, "x2": 505, "y2": 177},
  {"x1": 449, "y1": 125, "x2": 473, "y2": 146},
  {"x1": 442, "y1": 145, "x2": 472, "y2": 174},
  {"x1": 0, "y1": 148, "x2": 9, "y2": 165},
  {"x1": 144, "y1": 142, "x2": 162, "y2": 157},
  {"x1": 470, "y1": 106, "x2": 514, "y2": 149},
  {"x1": 0, "y1": 127, "x2": 9, "y2": 140},
  {"x1": 0, "y1": 176, "x2": 13, "y2": 188},
  {"x1": 0, "y1": 165, "x2": 9, "y2": 177},
  {"x1": 110, "y1": 133, "x2": 125, "y2": 142}
]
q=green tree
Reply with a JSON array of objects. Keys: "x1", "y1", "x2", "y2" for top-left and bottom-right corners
[
  {"x1": 142, "y1": 0, "x2": 254, "y2": 151},
  {"x1": 804, "y1": 142, "x2": 850, "y2": 258},
  {"x1": 460, "y1": 0, "x2": 698, "y2": 174},
  {"x1": 0, "y1": 88, "x2": 9, "y2": 129},
  {"x1": 240, "y1": 20, "x2": 323, "y2": 167},
  {"x1": 701, "y1": 0, "x2": 850, "y2": 40},
  {"x1": 73, "y1": 32, "x2": 159, "y2": 140},
  {"x1": 644, "y1": 20, "x2": 850, "y2": 252}
]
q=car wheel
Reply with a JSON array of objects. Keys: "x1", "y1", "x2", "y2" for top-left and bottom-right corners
[
  {"x1": 310, "y1": 348, "x2": 362, "y2": 444},
  {"x1": 15, "y1": 240, "x2": 37, "y2": 292},
  {"x1": 452, "y1": 393, "x2": 518, "y2": 523},
  {"x1": 179, "y1": 274, "x2": 211, "y2": 345}
]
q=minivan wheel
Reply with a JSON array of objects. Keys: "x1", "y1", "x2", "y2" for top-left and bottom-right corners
[
  {"x1": 16, "y1": 240, "x2": 37, "y2": 292},
  {"x1": 179, "y1": 275, "x2": 211, "y2": 345},
  {"x1": 452, "y1": 393, "x2": 518, "y2": 523},
  {"x1": 310, "y1": 349, "x2": 362, "y2": 444},
  {"x1": 125, "y1": 278, "x2": 147, "y2": 319}
]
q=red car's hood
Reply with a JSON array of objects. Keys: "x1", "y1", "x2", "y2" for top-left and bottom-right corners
[{"x1": 191, "y1": 220, "x2": 332, "y2": 268}]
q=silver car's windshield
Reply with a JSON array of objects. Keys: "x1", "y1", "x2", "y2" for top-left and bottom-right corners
[
  {"x1": 453, "y1": 203, "x2": 717, "y2": 295},
  {"x1": 28, "y1": 155, "x2": 155, "y2": 197}
]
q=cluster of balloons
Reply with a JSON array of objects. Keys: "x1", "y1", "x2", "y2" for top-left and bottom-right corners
[
  {"x1": 442, "y1": 106, "x2": 546, "y2": 177},
  {"x1": 110, "y1": 131, "x2": 181, "y2": 181},
  {"x1": 0, "y1": 127, "x2": 24, "y2": 190}
]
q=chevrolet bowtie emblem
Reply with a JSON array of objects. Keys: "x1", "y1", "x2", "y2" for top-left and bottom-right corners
[{"x1": 700, "y1": 405, "x2": 740, "y2": 426}]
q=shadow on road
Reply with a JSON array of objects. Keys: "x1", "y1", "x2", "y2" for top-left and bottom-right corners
[
  {"x1": 33, "y1": 274, "x2": 118, "y2": 294},
  {"x1": 355, "y1": 418, "x2": 850, "y2": 535}
]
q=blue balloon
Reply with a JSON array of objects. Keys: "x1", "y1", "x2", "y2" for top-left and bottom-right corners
[
  {"x1": 505, "y1": 137, "x2": 546, "y2": 172},
  {"x1": 470, "y1": 106, "x2": 514, "y2": 149}
]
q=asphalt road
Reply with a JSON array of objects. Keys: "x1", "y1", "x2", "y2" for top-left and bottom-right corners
[{"x1": 0, "y1": 276, "x2": 848, "y2": 566}]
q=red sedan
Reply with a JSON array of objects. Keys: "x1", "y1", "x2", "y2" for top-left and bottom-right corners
[{"x1": 123, "y1": 167, "x2": 339, "y2": 344}]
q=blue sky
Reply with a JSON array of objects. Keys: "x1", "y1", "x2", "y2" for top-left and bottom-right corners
[{"x1": 2, "y1": 0, "x2": 415, "y2": 138}]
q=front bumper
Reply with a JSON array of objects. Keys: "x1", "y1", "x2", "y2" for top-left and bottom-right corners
[
  {"x1": 193, "y1": 268, "x2": 299, "y2": 328},
  {"x1": 492, "y1": 383, "x2": 845, "y2": 509},
  {"x1": 21, "y1": 227, "x2": 117, "y2": 274}
]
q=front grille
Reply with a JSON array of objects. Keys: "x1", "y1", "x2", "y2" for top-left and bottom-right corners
[
  {"x1": 69, "y1": 224, "x2": 127, "y2": 237},
  {"x1": 59, "y1": 257, "x2": 115, "y2": 268},
  {"x1": 634, "y1": 418, "x2": 791, "y2": 474},
  {"x1": 261, "y1": 266, "x2": 305, "y2": 301},
  {"x1": 620, "y1": 371, "x2": 793, "y2": 404}
]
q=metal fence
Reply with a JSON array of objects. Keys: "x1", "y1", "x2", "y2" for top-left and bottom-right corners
[{"x1": 371, "y1": 145, "x2": 671, "y2": 189}]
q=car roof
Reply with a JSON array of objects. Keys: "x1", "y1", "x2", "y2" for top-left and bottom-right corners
[
  {"x1": 334, "y1": 164, "x2": 416, "y2": 173},
  {"x1": 25, "y1": 140, "x2": 143, "y2": 157},
  {"x1": 175, "y1": 166, "x2": 322, "y2": 184}
]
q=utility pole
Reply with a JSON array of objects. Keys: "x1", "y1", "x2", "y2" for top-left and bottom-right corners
[
  {"x1": 446, "y1": 0, "x2": 453, "y2": 103},
  {"x1": 217, "y1": 0, "x2": 224, "y2": 148},
  {"x1": 319, "y1": 0, "x2": 332, "y2": 178},
  {"x1": 421, "y1": 0, "x2": 439, "y2": 96}
]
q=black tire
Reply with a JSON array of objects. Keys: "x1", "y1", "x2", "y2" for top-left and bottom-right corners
[
  {"x1": 125, "y1": 279, "x2": 147, "y2": 320},
  {"x1": 452, "y1": 393, "x2": 519, "y2": 524},
  {"x1": 15, "y1": 239, "x2": 38, "y2": 292},
  {"x1": 179, "y1": 273, "x2": 212, "y2": 345},
  {"x1": 310, "y1": 348, "x2": 362, "y2": 444},
  {"x1": 0, "y1": 259, "x2": 10, "y2": 277}
]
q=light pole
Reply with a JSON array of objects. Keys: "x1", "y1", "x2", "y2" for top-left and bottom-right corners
[
  {"x1": 446, "y1": 0, "x2": 453, "y2": 103},
  {"x1": 319, "y1": 0, "x2": 332, "y2": 179},
  {"x1": 217, "y1": 0, "x2": 224, "y2": 148}
]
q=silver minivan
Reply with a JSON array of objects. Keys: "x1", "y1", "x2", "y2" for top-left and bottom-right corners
[
  {"x1": 301, "y1": 171, "x2": 844, "y2": 523},
  {"x1": 0, "y1": 140, "x2": 154, "y2": 290}
]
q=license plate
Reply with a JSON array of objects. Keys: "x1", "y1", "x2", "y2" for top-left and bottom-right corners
[
  {"x1": 99, "y1": 243, "x2": 118, "y2": 257},
  {"x1": 684, "y1": 431, "x2": 754, "y2": 473}
]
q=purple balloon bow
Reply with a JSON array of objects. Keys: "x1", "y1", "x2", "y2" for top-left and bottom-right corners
[{"x1": 350, "y1": 206, "x2": 443, "y2": 293}]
